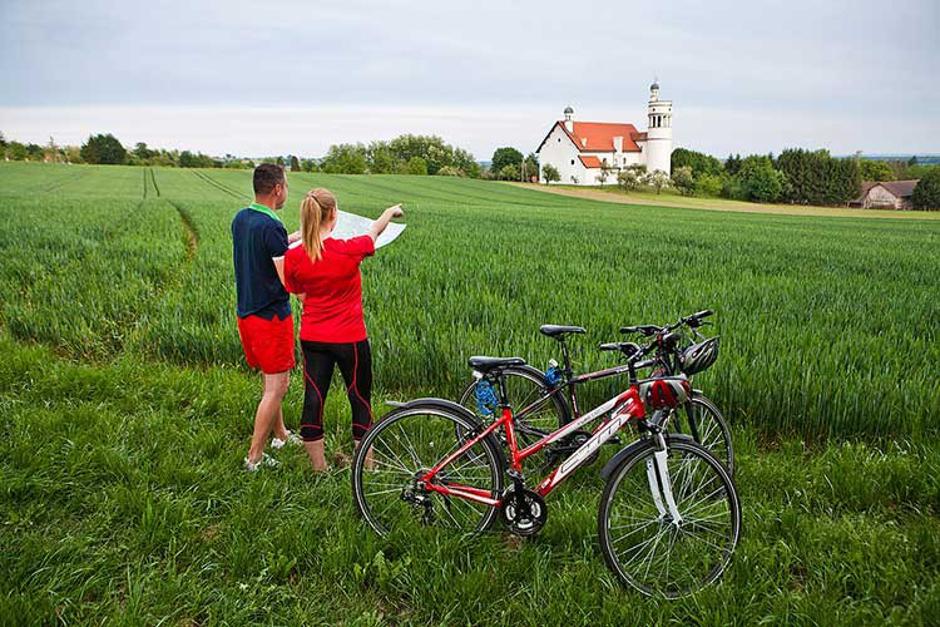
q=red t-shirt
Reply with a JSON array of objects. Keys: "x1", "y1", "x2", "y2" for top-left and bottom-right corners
[{"x1": 283, "y1": 235, "x2": 375, "y2": 342}]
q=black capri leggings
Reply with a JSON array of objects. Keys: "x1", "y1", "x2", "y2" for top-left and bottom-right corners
[{"x1": 299, "y1": 339, "x2": 373, "y2": 442}]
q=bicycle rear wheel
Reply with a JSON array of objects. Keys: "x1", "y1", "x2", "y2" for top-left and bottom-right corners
[
  {"x1": 671, "y1": 394, "x2": 734, "y2": 476},
  {"x1": 459, "y1": 365, "x2": 569, "y2": 446},
  {"x1": 352, "y1": 404, "x2": 504, "y2": 537},
  {"x1": 597, "y1": 439, "x2": 740, "y2": 598}
]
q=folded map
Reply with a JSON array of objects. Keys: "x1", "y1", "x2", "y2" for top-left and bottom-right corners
[{"x1": 288, "y1": 210, "x2": 406, "y2": 250}]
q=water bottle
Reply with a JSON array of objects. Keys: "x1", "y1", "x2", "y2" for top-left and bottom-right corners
[
  {"x1": 474, "y1": 379, "x2": 498, "y2": 416},
  {"x1": 544, "y1": 359, "x2": 562, "y2": 387}
]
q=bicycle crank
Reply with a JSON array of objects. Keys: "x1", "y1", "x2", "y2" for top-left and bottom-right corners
[{"x1": 501, "y1": 487, "x2": 548, "y2": 536}]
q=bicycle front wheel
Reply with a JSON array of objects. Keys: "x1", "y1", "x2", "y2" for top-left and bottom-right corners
[
  {"x1": 597, "y1": 439, "x2": 740, "y2": 598},
  {"x1": 352, "y1": 404, "x2": 505, "y2": 537}
]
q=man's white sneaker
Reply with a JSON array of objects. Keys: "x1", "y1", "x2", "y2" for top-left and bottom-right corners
[
  {"x1": 244, "y1": 452, "x2": 280, "y2": 472},
  {"x1": 271, "y1": 431, "x2": 302, "y2": 449}
]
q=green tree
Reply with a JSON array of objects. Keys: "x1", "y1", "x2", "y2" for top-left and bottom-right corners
[
  {"x1": 80, "y1": 133, "x2": 127, "y2": 164},
  {"x1": 491, "y1": 147, "x2": 523, "y2": 174},
  {"x1": 858, "y1": 159, "x2": 894, "y2": 182},
  {"x1": 436, "y1": 165, "x2": 462, "y2": 176},
  {"x1": 498, "y1": 163, "x2": 519, "y2": 181},
  {"x1": 522, "y1": 153, "x2": 539, "y2": 182},
  {"x1": 134, "y1": 142, "x2": 153, "y2": 162},
  {"x1": 301, "y1": 159, "x2": 319, "y2": 173},
  {"x1": 617, "y1": 164, "x2": 646, "y2": 191},
  {"x1": 367, "y1": 141, "x2": 395, "y2": 174},
  {"x1": 290, "y1": 155, "x2": 301, "y2": 171},
  {"x1": 321, "y1": 143, "x2": 368, "y2": 174},
  {"x1": 453, "y1": 147, "x2": 482, "y2": 178},
  {"x1": 672, "y1": 148, "x2": 723, "y2": 178},
  {"x1": 6, "y1": 141, "x2": 26, "y2": 160},
  {"x1": 25, "y1": 143, "x2": 44, "y2": 161},
  {"x1": 724, "y1": 154, "x2": 742, "y2": 175},
  {"x1": 405, "y1": 156, "x2": 428, "y2": 175},
  {"x1": 647, "y1": 170, "x2": 671, "y2": 194},
  {"x1": 694, "y1": 173, "x2": 725, "y2": 197},
  {"x1": 65, "y1": 145, "x2": 83, "y2": 164},
  {"x1": 735, "y1": 156, "x2": 785, "y2": 202},
  {"x1": 671, "y1": 165, "x2": 695, "y2": 195},
  {"x1": 596, "y1": 162, "x2": 613, "y2": 186},
  {"x1": 542, "y1": 163, "x2": 560, "y2": 184},
  {"x1": 912, "y1": 168, "x2": 940, "y2": 210},
  {"x1": 179, "y1": 150, "x2": 197, "y2": 167}
]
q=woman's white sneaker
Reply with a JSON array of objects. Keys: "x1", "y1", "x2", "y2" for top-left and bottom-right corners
[
  {"x1": 271, "y1": 431, "x2": 302, "y2": 449},
  {"x1": 244, "y1": 452, "x2": 280, "y2": 472}
]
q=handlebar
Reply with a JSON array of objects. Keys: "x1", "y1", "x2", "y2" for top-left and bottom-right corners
[{"x1": 621, "y1": 309, "x2": 715, "y2": 336}]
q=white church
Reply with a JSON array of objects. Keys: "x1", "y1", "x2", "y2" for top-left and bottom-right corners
[{"x1": 536, "y1": 81, "x2": 673, "y2": 185}]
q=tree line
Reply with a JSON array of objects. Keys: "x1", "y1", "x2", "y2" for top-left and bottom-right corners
[
  {"x1": 0, "y1": 131, "x2": 540, "y2": 181},
  {"x1": 665, "y1": 148, "x2": 939, "y2": 209}
]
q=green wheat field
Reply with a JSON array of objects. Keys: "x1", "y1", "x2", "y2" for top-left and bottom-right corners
[{"x1": 1, "y1": 162, "x2": 939, "y2": 625}]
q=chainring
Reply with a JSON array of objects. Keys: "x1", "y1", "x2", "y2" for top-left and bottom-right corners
[{"x1": 500, "y1": 487, "x2": 548, "y2": 536}]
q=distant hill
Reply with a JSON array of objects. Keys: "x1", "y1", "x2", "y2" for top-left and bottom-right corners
[{"x1": 849, "y1": 154, "x2": 940, "y2": 165}]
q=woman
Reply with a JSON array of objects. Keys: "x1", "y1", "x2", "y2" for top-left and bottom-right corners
[{"x1": 283, "y1": 188, "x2": 403, "y2": 472}]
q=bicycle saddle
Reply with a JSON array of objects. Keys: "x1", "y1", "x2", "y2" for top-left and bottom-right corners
[
  {"x1": 539, "y1": 324, "x2": 586, "y2": 338},
  {"x1": 468, "y1": 356, "x2": 526, "y2": 373}
]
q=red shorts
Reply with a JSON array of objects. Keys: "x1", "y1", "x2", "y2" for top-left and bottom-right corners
[{"x1": 237, "y1": 314, "x2": 296, "y2": 374}]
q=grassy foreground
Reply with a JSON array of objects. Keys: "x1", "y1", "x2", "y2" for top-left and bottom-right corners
[{"x1": 1, "y1": 163, "x2": 939, "y2": 624}]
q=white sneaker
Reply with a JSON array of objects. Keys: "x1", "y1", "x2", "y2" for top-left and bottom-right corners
[
  {"x1": 271, "y1": 431, "x2": 302, "y2": 449},
  {"x1": 244, "y1": 452, "x2": 280, "y2": 472}
]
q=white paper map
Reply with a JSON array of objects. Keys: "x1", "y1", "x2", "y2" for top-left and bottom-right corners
[{"x1": 288, "y1": 210, "x2": 406, "y2": 250}]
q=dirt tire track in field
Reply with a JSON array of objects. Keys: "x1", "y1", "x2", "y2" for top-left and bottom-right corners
[
  {"x1": 191, "y1": 169, "x2": 243, "y2": 200},
  {"x1": 149, "y1": 168, "x2": 161, "y2": 197},
  {"x1": 166, "y1": 199, "x2": 199, "y2": 259},
  {"x1": 142, "y1": 169, "x2": 149, "y2": 199}
]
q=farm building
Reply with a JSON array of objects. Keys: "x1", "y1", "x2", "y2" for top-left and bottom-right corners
[
  {"x1": 850, "y1": 180, "x2": 919, "y2": 210},
  {"x1": 536, "y1": 81, "x2": 672, "y2": 186}
]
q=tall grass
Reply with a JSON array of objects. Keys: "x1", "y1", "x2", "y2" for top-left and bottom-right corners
[{"x1": 1, "y1": 162, "x2": 937, "y2": 440}]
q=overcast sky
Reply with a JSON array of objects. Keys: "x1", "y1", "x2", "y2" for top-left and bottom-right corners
[{"x1": 1, "y1": 0, "x2": 937, "y2": 159}]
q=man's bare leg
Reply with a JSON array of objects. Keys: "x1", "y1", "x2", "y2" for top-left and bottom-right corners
[
  {"x1": 272, "y1": 406, "x2": 290, "y2": 441},
  {"x1": 247, "y1": 371, "x2": 290, "y2": 464},
  {"x1": 303, "y1": 439, "x2": 328, "y2": 472}
]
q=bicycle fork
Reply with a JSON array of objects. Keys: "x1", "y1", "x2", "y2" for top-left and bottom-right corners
[{"x1": 645, "y1": 432, "x2": 683, "y2": 525}]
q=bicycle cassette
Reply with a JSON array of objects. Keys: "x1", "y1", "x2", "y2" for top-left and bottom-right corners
[{"x1": 501, "y1": 487, "x2": 548, "y2": 536}]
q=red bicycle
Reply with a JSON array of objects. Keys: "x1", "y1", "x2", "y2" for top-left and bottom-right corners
[{"x1": 352, "y1": 341, "x2": 741, "y2": 598}]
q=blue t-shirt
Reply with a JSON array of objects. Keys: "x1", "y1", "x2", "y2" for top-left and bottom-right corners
[{"x1": 231, "y1": 205, "x2": 291, "y2": 319}]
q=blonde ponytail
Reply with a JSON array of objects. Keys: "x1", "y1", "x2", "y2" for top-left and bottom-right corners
[{"x1": 300, "y1": 188, "x2": 337, "y2": 261}]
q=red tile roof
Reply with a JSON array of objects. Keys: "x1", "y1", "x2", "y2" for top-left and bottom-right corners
[
  {"x1": 563, "y1": 121, "x2": 642, "y2": 152},
  {"x1": 579, "y1": 155, "x2": 603, "y2": 168},
  {"x1": 536, "y1": 121, "x2": 645, "y2": 154}
]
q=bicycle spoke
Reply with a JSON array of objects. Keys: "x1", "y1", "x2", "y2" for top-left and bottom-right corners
[{"x1": 600, "y1": 442, "x2": 738, "y2": 598}]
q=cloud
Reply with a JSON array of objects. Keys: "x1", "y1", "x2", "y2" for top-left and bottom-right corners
[{"x1": 1, "y1": 0, "x2": 937, "y2": 155}]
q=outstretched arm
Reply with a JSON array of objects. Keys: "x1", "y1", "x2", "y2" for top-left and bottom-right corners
[{"x1": 368, "y1": 204, "x2": 404, "y2": 241}]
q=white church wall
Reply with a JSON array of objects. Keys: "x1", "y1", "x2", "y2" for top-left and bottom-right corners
[{"x1": 539, "y1": 125, "x2": 588, "y2": 184}]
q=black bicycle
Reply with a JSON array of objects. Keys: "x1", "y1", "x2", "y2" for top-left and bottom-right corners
[{"x1": 458, "y1": 310, "x2": 734, "y2": 475}]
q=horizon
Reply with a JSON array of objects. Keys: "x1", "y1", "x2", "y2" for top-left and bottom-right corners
[{"x1": 2, "y1": 0, "x2": 938, "y2": 159}]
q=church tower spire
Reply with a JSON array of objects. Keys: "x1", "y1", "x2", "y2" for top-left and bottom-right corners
[{"x1": 645, "y1": 79, "x2": 673, "y2": 175}]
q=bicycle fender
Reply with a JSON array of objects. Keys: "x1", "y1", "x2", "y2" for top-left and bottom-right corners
[
  {"x1": 599, "y1": 434, "x2": 697, "y2": 480},
  {"x1": 395, "y1": 397, "x2": 478, "y2": 418}
]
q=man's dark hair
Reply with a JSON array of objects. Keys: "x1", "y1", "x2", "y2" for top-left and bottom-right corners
[{"x1": 253, "y1": 163, "x2": 285, "y2": 195}]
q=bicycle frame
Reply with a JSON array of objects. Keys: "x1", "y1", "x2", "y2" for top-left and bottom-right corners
[{"x1": 420, "y1": 384, "x2": 646, "y2": 507}]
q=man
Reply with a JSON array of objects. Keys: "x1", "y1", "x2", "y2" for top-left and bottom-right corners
[{"x1": 232, "y1": 164, "x2": 301, "y2": 471}]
